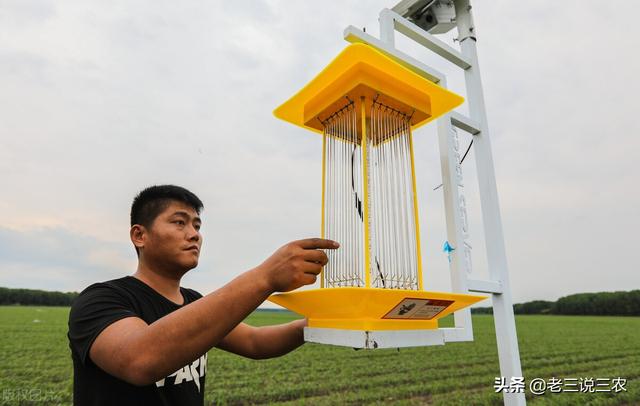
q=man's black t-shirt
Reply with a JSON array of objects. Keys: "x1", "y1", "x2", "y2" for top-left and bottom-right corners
[{"x1": 68, "y1": 276, "x2": 207, "y2": 406}]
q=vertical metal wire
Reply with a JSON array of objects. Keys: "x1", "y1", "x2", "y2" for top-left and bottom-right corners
[
  {"x1": 322, "y1": 103, "x2": 364, "y2": 287},
  {"x1": 402, "y1": 117, "x2": 418, "y2": 287},
  {"x1": 324, "y1": 117, "x2": 336, "y2": 286}
]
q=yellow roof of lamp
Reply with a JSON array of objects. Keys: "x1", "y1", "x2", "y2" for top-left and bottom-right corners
[{"x1": 274, "y1": 43, "x2": 464, "y2": 135}]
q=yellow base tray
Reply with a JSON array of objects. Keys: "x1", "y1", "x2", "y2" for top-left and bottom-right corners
[{"x1": 268, "y1": 287, "x2": 487, "y2": 330}]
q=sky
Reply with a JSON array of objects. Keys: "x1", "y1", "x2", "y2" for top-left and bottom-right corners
[{"x1": 1, "y1": 0, "x2": 638, "y2": 306}]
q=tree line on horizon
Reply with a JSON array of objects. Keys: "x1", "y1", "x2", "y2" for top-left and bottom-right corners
[
  {"x1": 0, "y1": 287, "x2": 79, "y2": 306},
  {"x1": 1, "y1": 287, "x2": 639, "y2": 316},
  {"x1": 472, "y1": 290, "x2": 640, "y2": 316}
]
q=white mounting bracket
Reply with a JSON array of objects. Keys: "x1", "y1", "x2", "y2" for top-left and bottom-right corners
[{"x1": 305, "y1": 327, "x2": 445, "y2": 349}]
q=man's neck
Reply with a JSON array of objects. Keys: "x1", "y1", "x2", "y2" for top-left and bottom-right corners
[{"x1": 133, "y1": 263, "x2": 184, "y2": 305}]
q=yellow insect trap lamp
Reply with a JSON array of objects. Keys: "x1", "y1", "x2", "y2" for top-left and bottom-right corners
[{"x1": 269, "y1": 43, "x2": 486, "y2": 333}]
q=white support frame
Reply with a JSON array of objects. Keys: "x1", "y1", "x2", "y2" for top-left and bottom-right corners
[{"x1": 306, "y1": 2, "x2": 526, "y2": 405}]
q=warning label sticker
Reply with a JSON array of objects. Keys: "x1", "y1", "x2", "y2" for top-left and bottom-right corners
[{"x1": 382, "y1": 298, "x2": 454, "y2": 320}]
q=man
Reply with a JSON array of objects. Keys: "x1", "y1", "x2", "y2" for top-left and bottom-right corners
[{"x1": 68, "y1": 185, "x2": 338, "y2": 405}]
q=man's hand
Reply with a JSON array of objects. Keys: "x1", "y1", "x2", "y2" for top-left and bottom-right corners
[{"x1": 257, "y1": 238, "x2": 339, "y2": 292}]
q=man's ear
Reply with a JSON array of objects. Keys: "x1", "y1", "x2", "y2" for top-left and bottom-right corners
[{"x1": 130, "y1": 225, "x2": 146, "y2": 250}]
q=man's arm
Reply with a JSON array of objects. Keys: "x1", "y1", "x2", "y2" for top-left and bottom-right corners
[
  {"x1": 89, "y1": 238, "x2": 337, "y2": 386},
  {"x1": 216, "y1": 319, "x2": 307, "y2": 360}
]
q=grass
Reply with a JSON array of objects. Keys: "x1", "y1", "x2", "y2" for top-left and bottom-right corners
[{"x1": 0, "y1": 306, "x2": 638, "y2": 405}]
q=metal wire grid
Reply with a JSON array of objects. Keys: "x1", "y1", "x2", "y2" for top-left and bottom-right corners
[
  {"x1": 368, "y1": 102, "x2": 419, "y2": 290},
  {"x1": 322, "y1": 103, "x2": 366, "y2": 287},
  {"x1": 321, "y1": 100, "x2": 419, "y2": 290}
]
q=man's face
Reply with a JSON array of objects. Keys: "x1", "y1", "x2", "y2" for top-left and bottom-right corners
[{"x1": 141, "y1": 201, "x2": 203, "y2": 274}]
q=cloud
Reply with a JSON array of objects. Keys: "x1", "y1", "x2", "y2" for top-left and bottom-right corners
[{"x1": 0, "y1": 226, "x2": 136, "y2": 291}]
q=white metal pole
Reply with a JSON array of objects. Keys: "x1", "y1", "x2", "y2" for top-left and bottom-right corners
[
  {"x1": 436, "y1": 111, "x2": 474, "y2": 341},
  {"x1": 453, "y1": 1, "x2": 526, "y2": 405},
  {"x1": 379, "y1": 8, "x2": 396, "y2": 47}
]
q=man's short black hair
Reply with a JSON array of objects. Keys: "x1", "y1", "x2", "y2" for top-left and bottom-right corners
[{"x1": 130, "y1": 185, "x2": 204, "y2": 229}]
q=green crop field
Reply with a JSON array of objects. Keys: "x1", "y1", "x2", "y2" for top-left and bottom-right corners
[{"x1": 0, "y1": 306, "x2": 638, "y2": 405}]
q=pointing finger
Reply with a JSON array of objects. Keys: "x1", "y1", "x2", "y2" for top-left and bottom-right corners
[{"x1": 296, "y1": 238, "x2": 340, "y2": 250}]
